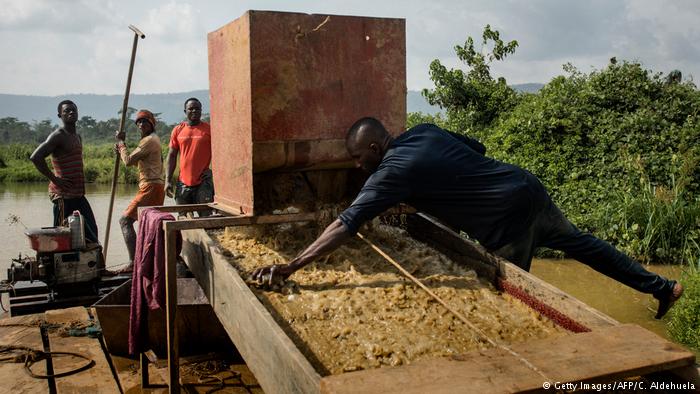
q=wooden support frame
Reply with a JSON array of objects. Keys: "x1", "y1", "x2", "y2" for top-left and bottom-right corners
[
  {"x1": 152, "y1": 203, "x2": 320, "y2": 393},
  {"x1": 149, "y1": 204, "x2": 698, "y2": 393},
  {"x1": 404, "y1": 213, "x2": 619, "y2": 329}
]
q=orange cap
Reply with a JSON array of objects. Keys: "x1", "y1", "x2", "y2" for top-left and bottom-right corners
[{"x1": 135, "y1": 109, "x2": 156, "y2": 129}]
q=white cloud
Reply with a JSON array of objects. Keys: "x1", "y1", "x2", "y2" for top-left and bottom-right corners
[
  {"x1": 145, "y1": 1, "x2": 203, "y2": 39},
  {"x1": 1, "y1": 0, "x2": 699, "y2": 95}
]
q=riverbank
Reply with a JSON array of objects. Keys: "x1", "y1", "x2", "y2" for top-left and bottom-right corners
[{"x1": 0, "y1": 143, "x2": 170, "y2": 184}]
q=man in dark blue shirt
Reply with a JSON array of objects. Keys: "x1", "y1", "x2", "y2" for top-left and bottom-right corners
[{"x1": 252, "y1": 117, "x2": 683, "y2": 319}]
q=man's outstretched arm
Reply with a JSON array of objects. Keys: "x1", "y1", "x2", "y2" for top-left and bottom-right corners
[
  {"x1": 251, "y1": 166, "x2": 412, "y2": 286},
  {"x1": 250, "y1": 219, "x2": 352, "y2": 285}
]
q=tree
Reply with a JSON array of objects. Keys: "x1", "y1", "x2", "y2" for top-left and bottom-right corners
[
  {"x1": 422, "y1": 25, "x2": 519, "y2": 130},
  {"x1": 117, "y1": 106, "x2": 138, "y2": 120},
  {"x1": 0, "y1": 117, "x2": 33, "y2": 143}
]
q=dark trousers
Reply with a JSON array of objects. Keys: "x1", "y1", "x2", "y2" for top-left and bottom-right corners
[
  {"x1": 493, "y1": 194, "x2": 675, "y2": 298},
  {"x1": 175, "y1": 168, "x2": 214, "y2": 217},
  {"x1": 53, "y1": 195, "x2": 99, "y2": 243}
]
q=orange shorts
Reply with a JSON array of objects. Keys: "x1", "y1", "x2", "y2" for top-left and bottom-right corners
[{"x1": 124, "y1": 182, "x2": 165, "y2": 220}]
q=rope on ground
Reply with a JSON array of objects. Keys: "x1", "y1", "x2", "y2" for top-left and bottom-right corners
[
  {"x1": 356, "y1": 232, "x2": 553, "y2": 383},
  {"x1": 0, "y1": 295, "x2": 7, "y2": 313},
  {"x1": 0, "y1": 344, "x2": 95, "y2": 379},
  {"x1": 0, "y1": 283, "x2": 16, "y2": 313},
  {"x1": 182, "y1": 358, "x2": 241, "y2": 394}
]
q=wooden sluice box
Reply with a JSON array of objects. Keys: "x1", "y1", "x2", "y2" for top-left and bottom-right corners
[{"x1": 173, "y1": 10, "x2": 697, "y2": 394}]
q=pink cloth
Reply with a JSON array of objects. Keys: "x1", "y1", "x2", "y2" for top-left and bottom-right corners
[{"x1": 128, "y1": 207, "x2": 180, "y2": 355}]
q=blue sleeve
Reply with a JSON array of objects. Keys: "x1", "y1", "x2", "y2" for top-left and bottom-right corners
[
  {"x1": 446, "y1": 130, "x2": 486, "y2": 155},
  {"x1": 338, "y1": 166, "x2": 412, "y2": 234}
]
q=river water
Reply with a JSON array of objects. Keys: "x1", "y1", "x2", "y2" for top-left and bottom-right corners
[
  {"x1": 530, "y1": 259, "x2": 685, "y2": 340},
  {"x1": 0, "y1": 182, "x2": 686, "y2": 344}
]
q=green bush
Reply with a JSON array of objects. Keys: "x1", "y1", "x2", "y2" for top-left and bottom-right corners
[
  {"x1": 420, "y1": 26, "x2": 700, "y2": 265},
  {"x1": 0, "y1": 143, "x2": 167, "y2": 184},
  {"x1": 668, "y1": 269, "x2": 700, "y2": 351},
  {"x1": 596, "y1": 153, "x2": 700, "y2": 264}
]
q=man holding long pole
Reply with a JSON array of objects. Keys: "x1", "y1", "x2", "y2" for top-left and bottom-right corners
[
  {"x1": 113, "y1": 109, "x2": 165, "y2": 273},
  {"x1": 103, "y1": 25, "x2": 145, "y2": 264}
]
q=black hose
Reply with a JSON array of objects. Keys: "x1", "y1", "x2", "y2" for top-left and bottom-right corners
[
  {"x1": 24, "y1": 351, "x2": 95, "y2": 379},
  {"x1": 0, "y1": 345, "x2": 95, "y2": 379}
]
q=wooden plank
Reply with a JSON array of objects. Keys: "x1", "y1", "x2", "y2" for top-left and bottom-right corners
[
  {"x1": 0, "y1": 314, "x2": 48, "y2": 394},
  {"x1": 147, "y1": 203, "x2": 222, "y2": 213},
  {"x1": 44, "y1": 307, "x2": 120, "y2": 393},
  {"x1": 406, "y1": 213, "x2": 618, "y2": 330},
  {"x1": 320, "y1": 324, "x2": 696, "y2": 394},
  {"x1": 178, "y1": 217, "x2": 627, "y2": 394},
  {"x1": 499, "y1": 260, "x2": 618, "y2": 330},
  {"x1": 180, "y1": 214, "x2": 693, "y2": 393},
  {"x1": 165, "y1": 228, "x2": 180, "y2": 393},
  {"x1": 181, "y1": 228, "x2": 322, "y2": 394},
  {"x1": 163, "y1": 207, "x2": 413, "y2": 233},
  {"x1": 164, "y1": 212, "x2": 317, "y2": 232}
]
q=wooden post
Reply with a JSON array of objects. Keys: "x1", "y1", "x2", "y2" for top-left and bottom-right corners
[
  {"x1": 139, "y1": 352, "x2": 149, "y2": 387},
  {"x1": 164, "y1": 222, "x2": 180, "y2": 393}
]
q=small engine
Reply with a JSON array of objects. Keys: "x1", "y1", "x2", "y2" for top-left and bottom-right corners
[
  {"x1": 4, "y1": 226, "x2": 104, "y2": 291},
  {"x1": 7, "y1": 246, "x2": 103, "y2": 289}
]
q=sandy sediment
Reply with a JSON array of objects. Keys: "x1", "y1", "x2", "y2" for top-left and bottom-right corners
[{"x1": 212, "y1": 221, "x2": 567, "y2": 375}]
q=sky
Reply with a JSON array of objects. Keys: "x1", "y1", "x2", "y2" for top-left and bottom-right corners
[{"x1": 1, "y1": 0, "x2": 699, "y2": 96}]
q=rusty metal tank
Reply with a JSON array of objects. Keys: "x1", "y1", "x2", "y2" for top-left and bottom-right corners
[{"x1": 207, "y1": 11, "x2": 406, "y2": 215}]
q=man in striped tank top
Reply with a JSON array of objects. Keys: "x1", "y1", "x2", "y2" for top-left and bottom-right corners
[{"x1": 30, "y1": 100, "x2": 99, "y2": 243}]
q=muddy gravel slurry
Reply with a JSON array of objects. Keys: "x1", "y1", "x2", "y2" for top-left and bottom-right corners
[{"x1": 212, "y1": 221, "x2": 568, "y2": 375}]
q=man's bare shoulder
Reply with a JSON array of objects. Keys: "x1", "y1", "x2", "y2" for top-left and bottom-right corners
[
  {"x1": 45, "y1": 128, "x2": 66, "y2": 140},
  {"x1": 38, "y1": 128, "x2": 69, "y2": 148},
  {"x1": 31, "y1": 128, "x2": 66, "y2": 160}
]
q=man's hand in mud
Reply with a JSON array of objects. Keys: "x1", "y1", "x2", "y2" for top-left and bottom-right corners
[{"x1": 250, "y1": 264, "x2": 295, "y2": 288}]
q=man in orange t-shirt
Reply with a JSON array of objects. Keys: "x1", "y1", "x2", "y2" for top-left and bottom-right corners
[{"x1": 165, "y1": 97, "x2": 213, "y2": 216}]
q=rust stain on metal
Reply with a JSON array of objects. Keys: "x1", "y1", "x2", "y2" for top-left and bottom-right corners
[{"x1": 208, "y1": 11, "x2": 405, "y2": 214}]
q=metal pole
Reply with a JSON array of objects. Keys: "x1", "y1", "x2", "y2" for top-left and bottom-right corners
[{"x1": 103, "y1": 25, "x2": 145, "y2": 264}]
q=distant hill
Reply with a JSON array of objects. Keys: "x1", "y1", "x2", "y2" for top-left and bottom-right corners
[
  {"x1": 512, "y1": 83, "x2": 545, "y2": 93},
  {"x1": 0, "y1": 90, "x2": 210, "y2": 124},
  {"x1": 407, "y1": 90, "x2": 441, "y2": 115},
  {"x1": 0, "y1": 84, "x2": 544, "y2": 123}
]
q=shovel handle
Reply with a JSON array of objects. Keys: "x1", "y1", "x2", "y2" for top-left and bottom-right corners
[{"x1": 129, "y1": 25, "x2": 145, "y2": 39}]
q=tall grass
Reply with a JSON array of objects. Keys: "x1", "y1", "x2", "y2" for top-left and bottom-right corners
[
  {"x1": 0, "y1": 143, "x2": 168, "y2": 184},
  {"x1": 668, "y1": 267, "x2": 700, "y2": 352},
  {"x1": 599, "y1": 152, "x2": 700, "y2": 267}
]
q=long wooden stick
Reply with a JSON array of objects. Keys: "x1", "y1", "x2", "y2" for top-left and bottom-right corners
[
  {"x1": 103, "y1": 25, "x2": 145, "y2": 264},
  {"x1": 356, "y1": 232, "x2": 551, "y2": 382}
]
